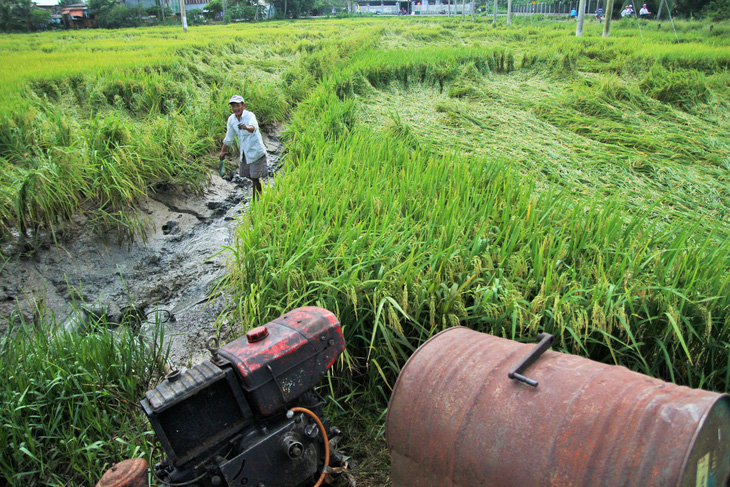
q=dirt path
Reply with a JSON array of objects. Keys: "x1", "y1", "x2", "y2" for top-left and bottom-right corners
[{"x1": 0, "y1": 130, "x2": 284, "y2": 368}]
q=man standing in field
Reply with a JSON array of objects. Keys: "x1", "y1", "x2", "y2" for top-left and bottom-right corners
[{"x1": 219, "y1": 95, "x2": 267, "y2": 202}]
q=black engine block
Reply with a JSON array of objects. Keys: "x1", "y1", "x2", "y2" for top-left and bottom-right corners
[{"x1": 141, "y1": 307, "x2": 347, "y2": 487}]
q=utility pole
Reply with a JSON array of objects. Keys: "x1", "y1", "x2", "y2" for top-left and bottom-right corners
[
  {"x1": 178, "y1": 0, "x2": 188, "y2": 32},
  {"x1": 575, "y1": 0, "x2": 586, "y2": 35},
  {"x1": 506, "y1": 0, "x2": 512, "y2": 24},
  {"x1": 602, "y1": 0, "x2": 613, "y2": 36},
  {"x1": 462, "y1": 0, "x2": 465, "y2": 19},
  {"x1": 492, "y1": 0, "x2": 497, "y2": 24}
]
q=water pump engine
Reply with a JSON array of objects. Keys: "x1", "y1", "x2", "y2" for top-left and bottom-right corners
[{"x1": 141, "y1": 307, "x2": 346, "y2": 487}]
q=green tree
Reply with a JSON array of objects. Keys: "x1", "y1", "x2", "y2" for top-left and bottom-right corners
[
  {"x1": 88, "y1": 0, "x2": 117, "y2": 21},
  {"x1": 0, "y1": 0, "x2": 50, "y2": 32},
  {"x1": 312, "y1": 0, "x2": 347, "y2": 15},
  {"x1": 90, "y1": 0, "x2": 143, "y2": 28},
  {"x1": 99, "y1": 4, "x2": 141, "y2": 27},
  {"x1": 187, "y1": 7, "x2": 206, "y2": 23},
  {"x1": 270, "y1": 0, "x2": 314, "y2": 17},
  {"x1": 0, "y1": 2, "x2": 14, "y2": 30},
  {"x1": 705, "y1": 0, "x2": 730, "y2": 17},
  {"x1": 30, "y1": 7, "x2": 51, "y2": 26},
  {"x1": 667, "y1": 0, "x2": 707, "y2": 16},
  {"x1": 204, "y1": 0, "x2": 223, "y2": 18},
  {"x1": 225, "y1": 4, "x2": 261, "y2": 20}
]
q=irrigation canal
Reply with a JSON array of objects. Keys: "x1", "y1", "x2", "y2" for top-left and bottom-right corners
[{"x1": 0, "y1": 129, "x2": 284, "y2": 367}]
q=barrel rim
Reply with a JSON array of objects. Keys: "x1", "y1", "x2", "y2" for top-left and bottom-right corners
[{"x1": 676, "y1": 393, "x2": 730, "y2": 487}]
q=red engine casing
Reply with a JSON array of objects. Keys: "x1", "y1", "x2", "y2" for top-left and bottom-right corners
[{"x1": 217, "y1": 306, "x2": 345, "y2": 416}]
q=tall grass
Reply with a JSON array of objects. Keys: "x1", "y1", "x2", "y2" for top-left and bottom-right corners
[
  {"x1": 226, "y1": 123, "x2": 730, "y2": 397},
  {"x1": 0, "y1": 21, "x2": 394, "y2": 249},
  {"x1": 2, "y1": 19, "x2": 728, "y2": 248},
  {"x1": 220, "y1": 19, "x2": 730, "y2": 407},
  {"x1": 0, "y1": 315, "x2": 168, "y2": 485}
]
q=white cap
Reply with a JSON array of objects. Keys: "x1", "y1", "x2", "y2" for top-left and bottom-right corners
[{"x1": 228, "y1": 95, "x2": 245, "y2": 104}]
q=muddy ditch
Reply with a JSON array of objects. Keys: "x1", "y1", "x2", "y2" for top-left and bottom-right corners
[{"x1": 0, "y1": 129, "x2": 285, "y2": 368}]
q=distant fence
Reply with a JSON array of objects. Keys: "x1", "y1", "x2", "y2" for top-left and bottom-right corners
[
  {"x1": 355, "y1": 0, "x2": 603, "y2": 15},
  {"x1": 510, "y1": 1, "x2": 603, "y2": 14},
  {"x1": 356, "y1": 3, "x2": 475, "y2": 14}
]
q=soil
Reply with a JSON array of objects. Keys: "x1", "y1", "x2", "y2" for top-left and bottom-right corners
[{"x1": 0, "y1": 129, "x2": 285, "y2": 369}]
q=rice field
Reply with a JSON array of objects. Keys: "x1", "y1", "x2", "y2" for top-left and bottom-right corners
[{"x1": 1, "y1": 16, "x2": 729, "y2": 484}]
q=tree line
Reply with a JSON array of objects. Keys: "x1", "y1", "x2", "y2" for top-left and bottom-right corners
[
  {"x1": 0, "y1": 0, "x2": 727, "y2": 32},
  {"x1": 0, "y1": 0, "x2": 350, "y2": 31}
]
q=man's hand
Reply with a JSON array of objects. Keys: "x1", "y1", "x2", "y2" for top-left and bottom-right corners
[{"x1": 219, "y1": 155, "x2": 226, "y2": 177}]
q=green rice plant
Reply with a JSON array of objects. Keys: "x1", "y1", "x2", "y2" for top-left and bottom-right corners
[
  {"x1": 361, "y1": 64, "x2": 728, "y2": 238},
  {"x1": 0, "y1": 17, "x2": 728, "y2": 441},
  {"x1": 13, "y1": 153, "x2": 84, "y2": 238},
  {"x1": 0, "y1": 312, "x2": 168, "y2": 485},
  {"x1": 286, "y1": 83, "x2": 358, "y2": 146},
  {"x1": 644, "y1": 42, "x2": 730, "y2": 73},
  {"x1": 2, "y1": 22, "x2": 395, "y2": 243},
  {"x1": 1, "y1": 18, "x2": 727, "y2": 246},
  {"x1": 237, "y1": 75, "x2": 291, "y2": 128},
  {"x1": 639, "y1": 63, "x2": 711, "y2": 110},
  {"x1": 226, "y1": 118, "x2": 730, "y2": 399},
  {"x1": 383, "y1": 112, "x2": 420, "y2": 149},
  {"x1": 222, "y1": 36, "x2": 730, "y2": 406},
  {"x1": 0, "y1": 113, "x2": 35, "y2": 165}
]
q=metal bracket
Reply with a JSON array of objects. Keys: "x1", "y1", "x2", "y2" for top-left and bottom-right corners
[{"x1": 508, "y1": 333, "x2": 554, "y2": 387}]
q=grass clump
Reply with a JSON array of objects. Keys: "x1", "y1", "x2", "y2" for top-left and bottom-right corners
[
  {"x1": 0, "y1": 316, "x2": 167, "y2": 485},
  {"x1": 639, "y1": 64, "x2": 711, "y2": 110},
  {"x1": 227, "y1": 113, "x2": 730, "y2": 403},
  {"x1": 221, "y1": 20, "x2": 730, "y2": 408},
  {"x1": 383, "y1": 112, "x2": 420, "y2": 150}
]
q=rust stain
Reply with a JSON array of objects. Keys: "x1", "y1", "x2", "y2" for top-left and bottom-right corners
[
  {"x1": 96, "y1": 458, "x2": 148, "y2": 487},
  {"x1": 217, "y1": 307, "x2": 345, "y2": 416},
  {"x1": 387, "y1": 328, "x2": 730, "y2": 487}
]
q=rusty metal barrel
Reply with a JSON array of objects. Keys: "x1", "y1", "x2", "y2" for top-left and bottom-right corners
[
  {"x1": 386, "y1": 327, "x2": 730, "y2": 487},
  {"x1": 96, "y1": 458, "x2": 148, "y2": 487}
]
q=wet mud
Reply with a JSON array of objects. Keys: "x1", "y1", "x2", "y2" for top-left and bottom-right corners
[{"x1": 0, "y1": 130, "x2": 284, "y2": 367}]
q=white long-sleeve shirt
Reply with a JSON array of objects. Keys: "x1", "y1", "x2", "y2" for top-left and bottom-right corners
[{"x1": 223, "y1": 110, "x2": 267, "y2": 163}]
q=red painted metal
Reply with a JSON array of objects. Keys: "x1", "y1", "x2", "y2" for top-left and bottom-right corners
[
  {"x1": 387, "y1": 327, "x2": 730, "y2": 487},
  {"x1": 217, "y1": 306, "x2": 345, "y2": 416},
  {"x1": 96, "y1": 458, "x2": 148, "y2": 487},
  {"x1": 246, "y1": 325, "x2": 269, "y2": 343}
]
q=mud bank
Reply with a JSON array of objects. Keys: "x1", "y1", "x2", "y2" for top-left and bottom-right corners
[{"x1": 0, "y1": 131, "x2": 284, "y2": 367}]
